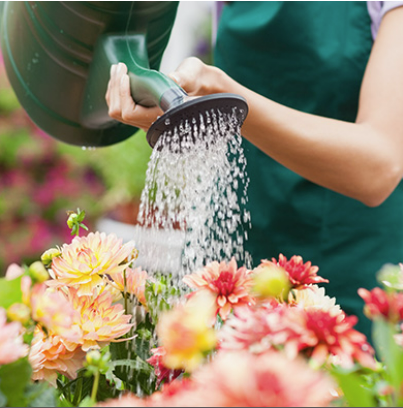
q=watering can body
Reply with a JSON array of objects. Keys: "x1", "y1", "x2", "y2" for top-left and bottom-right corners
[{"x1": 0, "y1": 1, "x2": 180, "y2": 146}]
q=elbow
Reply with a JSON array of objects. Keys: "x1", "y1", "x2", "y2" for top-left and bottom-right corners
[{"x1": 360, "y1": 162, "x2": 402, "y2": 208}]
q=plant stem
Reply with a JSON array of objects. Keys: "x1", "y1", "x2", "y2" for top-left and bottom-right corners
[
  {"x1": 91, "y1": 371, "x2": 100, "y2": 403},
  {"x1": 124, "y1": 270, "x2": 128, "y2": 315}
]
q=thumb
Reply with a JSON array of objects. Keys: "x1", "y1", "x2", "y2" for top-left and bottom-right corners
[{"x1": 168, "y1": 72, "x2": 183, "y2": 87}]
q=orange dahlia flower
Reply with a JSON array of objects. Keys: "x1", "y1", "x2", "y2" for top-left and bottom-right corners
[
  {"x1": 157, "y1": 292, "x2": 217, "y2": 372},
  {"x1": 47, "y1": 232, "x2": 136, "y2": 297},
  {"x1": 30, "y1": 284, "x2": 81, "y2": 342},
  {"x1": 29, "y1": 328, "x2": 85, "y2": 387},
  {"x1": 110, "y1": 267, "x2": 149, "y2": 307},
  {"x1": 183, "y1": 258, "x2": 255, "y2": 320},
  {"x1": 68, "y1": 288, "x2": 133, "y2": 351}
]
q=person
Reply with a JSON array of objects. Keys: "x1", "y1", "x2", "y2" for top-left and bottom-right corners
[{"x1": 106, "y1": 1, "x2": 403, "y2": 338}]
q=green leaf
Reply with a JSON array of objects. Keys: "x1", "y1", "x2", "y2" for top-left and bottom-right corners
[
  {"x1": 331, "y1": 368, "x2": 377, "y2": 407},
  {"x1": 373, "y1": 318, "x2": 403, "y2": 395},
  {"x1": 25, "y1": 382, "x2": 56, "y2": 407},
  {"x1": 0, "y1": 358, "x2": 32, "y2": 407},
  {"x1": 0, "y1": 389, "x2": 6, "y2": 408},
  {"x1": 78, "y1": 396, "x2": 94, "y2": 407},
  {"x1": 0, "y1": 276, "x2": 23, "y2": 309}
]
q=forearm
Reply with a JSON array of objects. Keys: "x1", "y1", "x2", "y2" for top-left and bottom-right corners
[{"x1": 216, "y1": 73, "x2": 402, "y2": 207}]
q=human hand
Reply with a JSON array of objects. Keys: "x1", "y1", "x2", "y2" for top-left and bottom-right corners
[
  {"x1": 106, "y1": 63, "x2": 163, "y2": 131},
  {"x1": 168, "y1": 57, "x2": 226, "y2": 96},
  {"x1": 106, "y1": 59, "x2": 226, "y2": 130}
]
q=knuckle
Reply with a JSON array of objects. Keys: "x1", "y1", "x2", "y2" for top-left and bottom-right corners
[
  {"x1": 121, "y1": 108, "x2": 134, "y2": 122},
  {"x1": 108, "y1": 108, "x2": 120, "y2": 119}
]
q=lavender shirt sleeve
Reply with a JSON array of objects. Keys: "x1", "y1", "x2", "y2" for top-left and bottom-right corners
[{"x1": 367, "y1": 1, "x2": 403, "y2": 39}]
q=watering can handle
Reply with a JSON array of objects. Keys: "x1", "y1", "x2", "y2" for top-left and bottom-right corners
[{"x1": 81, "y1": 33, "x2": 186, "y2": 129}]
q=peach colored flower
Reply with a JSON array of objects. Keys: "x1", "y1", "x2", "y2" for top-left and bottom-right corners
[
  {"x1": 29, "y1": 328, "x2": 85, "y2": 387},
  {"x1": 68, "y1": 288, "x2": 133, "y2": 351},
  {"x1": 289, "y1": 285, "x2": 341, "y2": 316},
  {"x1": 0, "y1": 308, "x2": 28, "y2": 366},
  {"x1": 266, "y1": 254, "x2": 328, "y2": 289},
  {"x1": 192, "y1": 351, "x2": 335, "y2": 407},
  {"x1": 157, "y1": 292, "x2": 217, "y2": 372},
  {"x1": 183, "y1": 258, "x2": 255, "y2": 320},
  {"x1": 5, "y1": 263, "x2": 24, "y2": 280},
  {"x1": 110, "y1": 267, "x2": 149, "y2": 306},
  {"x1": 30, "y1": 284, "x2": 81, "y2": 342},
  {"x1": 47, "y1": 232, "x2": 136, "y2": 297},
  {"x1": 147, "y1": 347, "x2": 183, "y2": 388}
]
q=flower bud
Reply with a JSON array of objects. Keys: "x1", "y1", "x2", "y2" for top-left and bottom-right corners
[
  {"x1": 86, "y1": 350, "x2": 102, "y2": 367},
  {"x1": 85, "y1": 350, "x2": 111, "y2": 374},
  {"x1": 67, "y1": 213, "x2": 78, "y2": 229},
  {"x1": 252, "y1": 265, "x2": 291, "y2": 301},
  {"x1": 7, "y1": 303, "x2": 31, "y2": 325},
  {"x1": 28, "y1": 261, "x2": 49, "y2": 283},
  {"x1": 41, "y1": 248, "x2": 61, "y2": 266}
]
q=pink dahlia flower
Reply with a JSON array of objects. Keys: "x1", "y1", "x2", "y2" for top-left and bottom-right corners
[
  {"x1": 281, "y1": 307, "x2": 376, "y2": 368},
  {"x1": 358, "y1": 287, "x2": 403, "y2": 323},
  {"x1": 265, "y1": 254, "x2": 328, "y2": 289},
  {"x1": 0, "y1": 308, "x2": 28, "y2": 366},
  {"x1": 220, "y1": 301, "x2": 284, "y2": 354},
  {"x1": 68, "y1": 288, "x2": 133, "y2": 351},
  {"x1": 183, "y1": 258, "x2": 255, "y2": 320},
  {"x1": 29, "y1": 328, "x2": 85, "y2": 387},
  {"x1": 47, "y1": 232, "x2": 136, "y2": 297},
  {"x1": 192, "y1": 351, "x2": 335, "y2": 407}
]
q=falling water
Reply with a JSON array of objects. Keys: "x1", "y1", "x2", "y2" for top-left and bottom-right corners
[
  {"x1": 120, "y1": 107, "x2": 252, "y2": 396},
  {"x1": 136, "y1": 107, "x2": 252, "y2": 283}
]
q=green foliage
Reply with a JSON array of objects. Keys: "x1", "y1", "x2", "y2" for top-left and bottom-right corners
[
  {"x1": 145, "y1": 274, "x2": 179, "y2": 324},
  {"x1": 372, "y1": 318, "x2": 403, "y2": 405},
  {"x1": 331, "y1": 366, "x2": 377, "y2": 407},
  {"x1": 0, "y1": 276, "x2": 22, "y2": 309},
  {"x1": 0, "y1": 358, "x2": 56, "y2": 407}
]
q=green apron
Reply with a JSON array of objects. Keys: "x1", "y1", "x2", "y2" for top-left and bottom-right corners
[{"x1": 215, "y1": 1, "x2": 403, "y2": 338}]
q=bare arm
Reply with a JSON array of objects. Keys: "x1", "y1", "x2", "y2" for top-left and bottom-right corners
[{"x1": 106, "y1": 7, "x2": 403, "y2": 207}]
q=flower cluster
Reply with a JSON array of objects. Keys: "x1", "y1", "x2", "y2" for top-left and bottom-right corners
[{"x1": 3, "y1": 218, "x2": 402, "y2": 408}]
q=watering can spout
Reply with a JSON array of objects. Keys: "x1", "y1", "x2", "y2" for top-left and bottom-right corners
[{"x1": 0, "y1": 1, "x2": 181, "y2": 147}]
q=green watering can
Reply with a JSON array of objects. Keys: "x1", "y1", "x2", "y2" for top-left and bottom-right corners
[{"x1": 0, "y1": 1, "x2": 247, "y2": 148}]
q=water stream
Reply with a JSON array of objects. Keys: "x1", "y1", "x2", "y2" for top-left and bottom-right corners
[{"x1": 137, "y1": 107, "x2": 252, "y2": 282}]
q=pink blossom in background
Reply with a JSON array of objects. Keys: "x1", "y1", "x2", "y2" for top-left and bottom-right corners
[{"x1": 0, "y1": 308, "x2": 28, "y2": 366}]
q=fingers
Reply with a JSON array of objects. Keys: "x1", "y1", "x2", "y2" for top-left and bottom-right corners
[
  {"x1": 168, "y1": 57, "x2": 207, "y2": 96},
  {"x1": 108, "y1": 63, "x2": 127, "y2": 119},
  {"x1": 105, "y1": 63, "x2": 163, "y2": 131}
]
